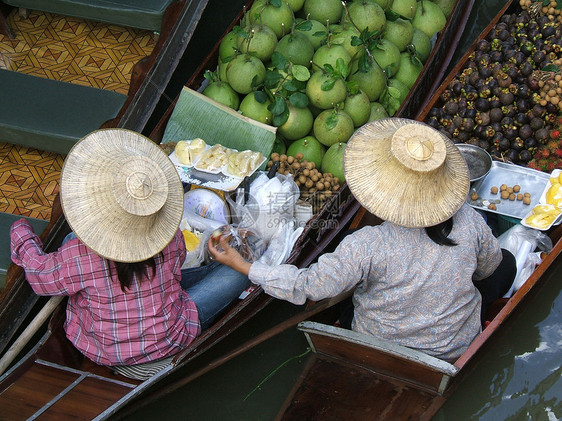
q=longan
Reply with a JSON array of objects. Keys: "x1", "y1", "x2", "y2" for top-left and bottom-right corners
[
  {"x1": 523, "y1": 196, "x2": 531, "y2": 205},
  {"x1": 524, "y1": 192, "x2": 531, "y2": 198},
  {"x1": 500, "y1": 184, "x2": 508, "y2": 191},
  {"x1": 507, "y1": 187, "x2": 514, "y2": 194},
  {"x1": 509, "y1": 193, "x2": 516, "y2": 201},
  {"x1": 517, "y1": 193, "x2": 523, "y2": 201},
  {"x1": 488, "y1": 204, "x2": 497, "y2": 210},
  {"x1": 491, "y1": 186, "x2": 499, "y2": 194},
  {"x1": 295, "y1": 153, "x2": 303, "y2": 160},
  {"x1": 471, "y1": 192, "x2": 479, "y2": 200},
  {"x1": 501, "y1": 191, "x2": 510, "y2": 199},
  {"x1": 513, "y1": 185, "x2": 520, "y2": 193}
]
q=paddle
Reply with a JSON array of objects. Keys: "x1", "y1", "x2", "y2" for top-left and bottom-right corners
[{"x1": 0, "y1": 295, "x2": 63, "y2": 375}]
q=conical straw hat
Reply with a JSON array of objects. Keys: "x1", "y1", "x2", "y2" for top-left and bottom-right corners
[
  {"x1": 344, "y1": 118, "x2": 469, "y2": 228},
  {"x1": 60, "y1": 128, "x2": 184, "y2": 262}
]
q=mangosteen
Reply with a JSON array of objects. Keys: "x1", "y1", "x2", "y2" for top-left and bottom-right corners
[
  {"x1": 478, "y1": 139, "x2": 490, "y2": 150},
  {"x1": 443, "y1": 101, "x2": 459, "y2": 115},
  {"x1": 457, "y1": 131, "x2": 470, "y2": 142},
  {"x1": 515, "y1": 13, "x2": 530, "y2": 26},
  {"x1": 527, "y1": 76, "x2": 540, "y2": 91},
  {"x1": 468, "y1": 71, "x2": 480, "y2": 87},
  {"x1": 498, "y1": 137, "x2": 511, "y2": 151},
  {"x1": 519, "y1": 124, "x2": 533, "y2": 139},
  {"x1": 474, "y1": 98, "x2": 490, "y2": 112},
  {"x1": 460, "y1": 118, "x2": 476, "y2": 132},
  {"x1": 467, "y1": 137, "x2": 480, "y2": 147},
  {"x1": 533, "y1": 50, "x2": 546, "y2": 65},
  {"x1": 505, "y1": 149, "x2": 519, "y2": 163},
  {"x1": 498, "y1": 90, "x2": 515, "y2": 105},
  {"x1": 497, "y1": 29, "x2": 510, "y2": 41},
  {"x1": 503, "y1": 48, "x2": 516, "y2": 61},
  {"x1": 505, "y1": 126, "x2": 518, "y2": 140},
  {"x1": 519, "y1": 149, "x2": 533, "y2": 164},
  {"x1": 542, "y1": 24, "x2": 556, "y2": 38},
  {"x1": 440, "y1": 89, "x2": 453, "y2": 102},
  {"x1": 536, "y1": 128, "x2": 550, "y2": 144},
  {"x1": 489, "y1": 97, "x2": 501, "y2": 109},
  {"x1": 453, "y1": 115, "x2": 462, "y2": 128},
  {"x1": 516, "y1": 84, "x2": 530, "y2": 99},
  {"x1": 476, "y1": 111, "x2": 491, "y2": 126},
  {"x1": 476, "y1": 39, "x2": 490, "y2": 52},
  {"x1": 426, "y1": 116, "x2": 440, "y2": 128},
  {"x1": 497, "y1": 72, "x2": 512, "y2": 88},
  {"x1": 514, "y1": 113, "x2": 529, "y2": 126},
  {"x1": 506, "y1": 66, "x2": 519, "y2": 80},
  {"x1": 465, "y1": 108, "x2": 477, "y2": 119},
  {"x1": 452, "y1": 81, "x2": 463, "y2": 96},
  {"x1": 513, "y1": 51, "x2": 526, "y2": 65},
  {"x1": 490, "y1": 107, "x2": 504, "y2": 122},
  {"x1": 489, "y1": 51, "x2": 503, "y2": 64},
  {"x1": 428, "y1": 107, "x2": 442, "y2": 118},
  {"x1": 511, "y1": 137, "x2": 525, "y2": 152},
  {"x1": 516, "y1": 98, "x2": 531, "y2": 114},
  {"x1": 530, "y1": 117, "x2": 544, "y2": 130},
  {"x1": 531, "y1": 104, "x2": 545, "y2": 118},
  {"x1": 546, "y1": 102, "x2": 558, "y2": 114},
  {"x1": 520, "y1": 41, "x2": 534, "y2": 57},
  {"x1": 474, "y1": 125, "x2": 487, "y2": 139},
  {"x1": 502, "y1": 104, "x2": 516, "y2": 117},
  {"x1": 484, "y1": 126, "x2": 496, "y2": 139},
  {"x1": 524, "y1": 137, "x2": 538, "y2": 150},
  {"x1": 464, "y1": 85, "x2": 478, "y2": 101},
  {"x1": 491, "y1": 121, "x2": 502, "y2": 133}
]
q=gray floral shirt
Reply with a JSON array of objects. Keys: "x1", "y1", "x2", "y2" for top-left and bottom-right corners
[{"x1": 249, "y1": 204, "x2": 502, "y2": 361}]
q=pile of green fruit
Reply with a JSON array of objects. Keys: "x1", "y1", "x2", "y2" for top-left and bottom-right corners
[{"x1": 203, "y1": 0, "x2": 455, "y2": 184}]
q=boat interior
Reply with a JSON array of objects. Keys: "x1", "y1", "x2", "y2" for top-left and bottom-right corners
[{"x1": 0, "y1": 3, "x2": 159, "y2": 290}]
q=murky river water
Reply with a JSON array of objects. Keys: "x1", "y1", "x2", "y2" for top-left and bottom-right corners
[{"x1": 125, "y1": 1, "x2": 561, "y2": 419}]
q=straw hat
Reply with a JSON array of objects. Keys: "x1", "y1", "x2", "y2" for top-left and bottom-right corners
[
  {"x1": 344, "y1": 118, "x2": 470, "y2": 228},
  {"x1": 60, "y1": 128, "x2": 184, "y2": 262}
]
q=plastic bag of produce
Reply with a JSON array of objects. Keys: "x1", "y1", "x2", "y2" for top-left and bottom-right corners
[{"x1": 205, "y1": 224, "x2": 266, "y2": 263}]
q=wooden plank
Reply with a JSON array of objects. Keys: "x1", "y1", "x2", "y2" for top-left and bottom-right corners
[
  {"x1": 277, "y1": 358, "x2": 442, "y2": 421},
  {"x1": 0, "y1": 362, "x2": 79, "y2": 420}
]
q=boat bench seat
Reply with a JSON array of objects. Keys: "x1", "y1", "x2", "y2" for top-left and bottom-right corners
[
  {"x1": 3, "y1": 0, "x2": 176, "y2": 32},
  {"x1": 0, "y1": 212, "x2": 48, "y2": 289},
  {"x1": 0, "y1": 69, "x2": 127, "y2": 155}
]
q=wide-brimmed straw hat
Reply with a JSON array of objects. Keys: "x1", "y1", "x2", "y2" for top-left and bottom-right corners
[
  {"x1": 344, "y1": 118, "x2": 469, "y2": 228},
  {"x1": 60, "y1": 128, "x2": 184, "y2": 262}
]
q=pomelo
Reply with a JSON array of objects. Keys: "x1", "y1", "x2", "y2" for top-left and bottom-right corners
[
  {"x1": 383, "y1": 18, "x2": 414, "y2": 52},
  {"x1": 313, "y1": 109, "x2": 355, "y2": 146},
  {"x1": 295, "y1": 18, "x2": 327, "y2": 50},
  {"x1": 237, "y1": 23, "x2": 278, "y2": 62},
  {"x1": 303, "y1": 0, "x2": 343, "y2": 26},
  {"x1": 226, "y1": 54, "x2": 266, "y2": 94},
  {"x1": 219, "y1": 30, "x2": 238, "y2": 62},
  {"x1": 284, "y1": 0, "x2": 305, "y2": 13},
  {"x1": 431, "y1": 0, "x2": 456, "y2": 18},
  {"x1": 312, "y1": 44, "x2": 351, "y2": 73},
  {"x1": 248, "y1": 0, "x2": 295, "y2": 39},
  {"x1": 344, "y1": 90, "x2": 371, "y2": 127},
  {"x1": 202, "y1": 81, "x2": 240, "y2": 110},
  {"x1": 390, "y1": 0, "x2": 417, "y2": 19},
  {"x1": 368, "y1": 101, "x2": 389, "y2": 121},
  {"x1": 275, "y1": 31, "x2": 314, "y2": 67},
  {"x1": 380, "y1": 78, "x2": 410, "y2": 115},
  {"x1": 370, "y1": 0, "x2": 393, "y2": 10},
  {"x1": 371, "y1": 39, "x2": 401, "y2": 78},
  {"x1": 239, "y1": 91, "x2": 273, "y2": 124},
  {"x1": 305, "y1": 71, "x2": 347, "y2": 109},
  {"x1": 410, "y1": 28, "x2": 432, "y2": 63},
  {"x1": 330, "y1": 23, "x2": 362, "y2": 59},
  {"x1": 346, "y1": 1, "x2": 386, "y2": 34},
  {"x1": 412, "y1": 1, "x2": 447, "y2": 39},
  {"x1": 277, "y1": 103, "x2": 314, "y2": 141},
  {"x1": 287, "y1": 135, "x2": 326, "y2": 168},
  {"x1": 394, "y1": 52, "x2": 423, "y2": 89},
  {"x1": 321, "y1": 142, "x2": 346, "y2": 182},
  {"x1": 348, "y1": 57, "x2": 386, "y2": 101}
]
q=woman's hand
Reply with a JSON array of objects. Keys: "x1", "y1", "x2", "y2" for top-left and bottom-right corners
[{"x1": 208, "y1": 235, "x2": 252, "y2": 276}]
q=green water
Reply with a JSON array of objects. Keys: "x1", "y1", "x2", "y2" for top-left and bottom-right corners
[{"x1": 125, "y1": 1, "x2": 562, "y2": 419}]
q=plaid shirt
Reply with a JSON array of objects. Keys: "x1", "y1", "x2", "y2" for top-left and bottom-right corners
[{"x1": 10, "y1": 219, "x2": 200, "y2": 366}]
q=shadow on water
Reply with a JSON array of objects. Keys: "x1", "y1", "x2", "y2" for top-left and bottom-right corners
[{"x1": 125, "y1": 0, "x2": 561, "y2": 419}]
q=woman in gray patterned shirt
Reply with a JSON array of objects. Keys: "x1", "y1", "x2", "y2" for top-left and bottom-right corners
[{"x1": 209, "y1": 119, "x2": 516, "y2": 361}]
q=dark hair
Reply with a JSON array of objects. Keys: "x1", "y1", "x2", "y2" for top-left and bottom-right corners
[
  {"x1": 425, "y1": 217, "x2": 457, "y2": 246},
  {"x1": 110, "y1": 257, "x2": 157, "y2": 292}
]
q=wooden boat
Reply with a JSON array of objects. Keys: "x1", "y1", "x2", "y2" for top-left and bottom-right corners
[
  {"x1": 0, "y1": 1, "x2": 475, "y2": 419},
  {"x1": 0, "y1": 0, "x2": 210, "y2": 355},
  {"x1": 276, "y1": 1, "x2": 562, "y2": 419}
]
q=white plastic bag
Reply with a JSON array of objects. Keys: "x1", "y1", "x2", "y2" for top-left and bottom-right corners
[{"x1": 498, "y1": 224, "x2": 552, "y2": 297}]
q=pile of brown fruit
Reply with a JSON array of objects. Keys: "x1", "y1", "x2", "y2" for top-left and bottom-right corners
[
  {"x1": 520, "y1": 0, "x2": 562, "y2": 24},
  {"x1": 267, "y1": 152, "x2": 341, "y2": 213},
  {"x1": 424, "y1": 9, "x2": 562, "y2": 168}
]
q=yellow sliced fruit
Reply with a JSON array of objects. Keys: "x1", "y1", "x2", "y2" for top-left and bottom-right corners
[
  {"x1": 545, "y1": 183, "x2": 562, "y2": 207},
  {"x1": 182, "y1": 230, "x2": 200, "y2": 251},
  {"x1": 524, "y1": 213, "x2": 555, "y2": 229},
  {"x1": 532, "y1": 205, "x2": 562, "y2": 216}
]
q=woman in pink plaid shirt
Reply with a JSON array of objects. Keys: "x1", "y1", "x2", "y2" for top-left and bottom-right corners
[{"x1": 10, "y1": 129, "x2": 249, "y2": 379}]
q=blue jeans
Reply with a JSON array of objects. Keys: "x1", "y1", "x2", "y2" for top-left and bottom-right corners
[{"x1": 181, "y1": 261, "x2": 250, "y2": 330}]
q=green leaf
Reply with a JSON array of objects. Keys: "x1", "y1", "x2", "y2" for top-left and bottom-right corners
[
  {"x1": 203, "y1": 70, "x2": 214, "y2": 81},
  {"x1": 384, "y1": 65, "x2": 394, "y2": 78},
  {"x1": 296, "y1": 20, "x2": 312, "y2": 31},
  {"x1": 271, "y1": 51, "x2": 289, "y2": 70},
  {"x1": 323, "y1": 63, "x2": 336, "y2": 76},
  {"x1": 351, "y1": 35, "x2": 363, "y2": 46},
  {"x1": 321, "y1": 78, "x2": 336, "y2": 91},
  {"x1": 283, "y1": 80, "x2": 299, "y2": 92},
  {"x1": 292, "y1": 65, "x2": 311, "y2": 82},
  {"x1": 385, "y1": 10, "x2": 400, "y2": 22},
  {"x1": 336, "y1": 58, "x2": 349, "y2": 79},
  {"x1": 271, "y1": 0, "x2": 282, "y2": 8},
  {"x1": 542, "y1": 0, "x2": 549, "y2": 6},
  {"x1": 289, "y1": 92, "x2": 309, "y2": 108},
  {"x1": 233, "y1": 25, "x2": 247, "y2": 39},
  {"x1": 254, "y1": 91, "x2": 268, "y2": 103},
  {"x1": 269, "y1": 96, "x2": 287, "y2": 115},
  {"x1": 251, "y1": 74, "x2": 263, "y2": 89},
  {"x1": 264, "y1": 70, "x2": 282, "y2": 89},
  {"x1": 272, "y1": 105, "x2": 290, "y2": 126},
  {"x1": 358, "y1": 54, "x2": 370, "y2": 73},
  {"x1": 346, "y1": 80, "x2": 359, "y2": 95},
  {"x1": 387, "y1": 86, "x2": 401, "y2": 99},
  {"x1": 325, "y1": 111, "x2": 338, "y2": 131},
  {"x1": 557, "y1": 2, "x2": 562, "y2": 9},
  {"x1": 313, "y1": 30, "x2": 328, "y2": 38},
  {"x1": 542, "y1": 64, "x2": 559, "y2": 73}
]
